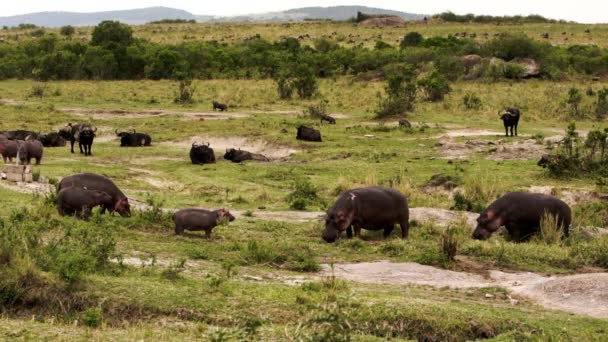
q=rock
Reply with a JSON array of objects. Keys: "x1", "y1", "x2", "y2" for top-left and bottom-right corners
[
  {"x1": 461, "y1": 54, "x2": 483, "y2": 72},
  {"x1": 484, "y1": 293, "x2": 495, "y2": 298}
]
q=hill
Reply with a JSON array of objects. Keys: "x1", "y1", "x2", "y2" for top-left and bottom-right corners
[{"x1": 0, "y1": 6, "x2": 195, "y2": 27}]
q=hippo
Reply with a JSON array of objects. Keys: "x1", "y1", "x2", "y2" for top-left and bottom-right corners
[
  {"x1": 16, "y1": 139, "x2": 43, "y2": 165},
  {"x1": 323, "y1": 186, "x2": 410, "y2": 243},
  {"x1": 0, "y1": 135, "x2": 18, "y2": 162},
  {"x1": 58, "y1": 173, "x2": 131, "y2": 217},
  {"x1": 56, "y1": 186, "x2": 114, "y2": 219},
  {"x1": 173, "y1": 208, "x2": 235, "y2": 238},
  {"x1": 473, "y1": 192, "x2": 571, "y2": 242}
]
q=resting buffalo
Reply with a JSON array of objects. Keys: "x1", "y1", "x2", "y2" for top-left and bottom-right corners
[
  {"x1": 0, "y1": 130, "x2": 38, "y2": 141},
  {"x1": 56, "y1": 186, "x2": 113, "y2": 219},
  {"x1": 473, "y1": 192, "x2": 571, "y2": 242},
  {"x1": 322, "y1": 186, "x2": 410, "y2": 243},
  {"x1": 223, "y1": 148, "x2": 269, "y2": 163},
  {"x1": 116, "y1": 129, "x2": 152, "y2": 147},
  {"x1": 58, "y1": 173, "x2": 131, "y2": 217},
  {"x1": 16, "y1": 139, "x2": 43, "y2": 165},
  {"x1": 212, "y1": 101, "x2": 228, "y2": 112},
  {"x1": 58, "y1": 123, "x2": 97, "y2": 156},
  {"x1": 499, "y1": 108, "x2": 520, "y2": 137},
  {"x1": 190, "y1": 143, "x2": 216, "y2": 164},
  {"x1": 296, "y1": 125, "x2": 322, "y2": 142},
  {"x1": 0, "y1": 135, "x2": 18, "y2": 162},
  {"x1": 173, "y1": 208, "x2": 235, "y2": 238},
  {"x1": 38, "y1": 132, "x2": 66, "y2": 147},
  {"x1": 319, "y1": 114, "x2": 336, "y2": 124}
]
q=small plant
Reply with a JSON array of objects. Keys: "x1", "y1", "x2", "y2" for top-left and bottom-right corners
[
  {"x1": 595, "y1": 87, "x2": 608, "y2": 118},
  {"x1": 538, "y1": 211, "x2": 564, "y2": 244},
  {"x1": 81, "y1": 307, "x2": 103, "y2": 328},
  {"x1": 287, "y1": 178, "x2": 319, "y2": 210},
  {"x1": 462, "y1": 92, "x2": 482, "y2": 110},
  {"x1": 29, "y1": 84, "x2": 46, "y2": 97},
  {"x1": 305, "y1": 99, "x2": 328, "y2": 118},
  {"x1": 174, "y1": 79, "x2": 195, "y2": 104},
  {"x1": 32, "y1": 170, "x2": 40, "y2": 182},
  {"x1": 566, "y1": 87, "x2": 583, "y2": 117},
  {"x1": 161, "y1": 258, "x2": 186, "y2": 280},
  {"x1": 440, "y1": 226, "x2": 459, "y2": 262}
]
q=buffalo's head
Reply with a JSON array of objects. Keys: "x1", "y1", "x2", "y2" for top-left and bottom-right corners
[
  {"x1": 224, "y1": 148, "x2": 237, "y2": 160},
  {"x1": 80, "y1": 126, "x2": 97, "y2": 139},
  {"x1": 472, "y1": 210, "x2": 503, "y2": 240},
  {"x1": 58, "y1": 125, "x2": 73, "y2": 140},
  {"x1": 114, "y1": 197, "x2": 131, "y2": 217}
]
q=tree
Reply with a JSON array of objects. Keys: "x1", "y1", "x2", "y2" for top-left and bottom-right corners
[
  {"x1": 375, "y1": 64, "x2": 417, "y2": 118},
  {"x1": 566, "y1": 87, "x2": 583, "y2": 117},
  {"x1": 91, "y1": 21, "x2": 133, "y2": 47},
  {"x1": 83, "y1": 46, "x2": 117, "y2": 79},
  {"x1": 400, "y1": 32, "x2": 424, "y2": 48},
  {"x1": 60, "y1": 25, "x2": 76, "y2": 38},
  {"x1": 418, "y1": 70, "x2": 451, "y2": 102}
]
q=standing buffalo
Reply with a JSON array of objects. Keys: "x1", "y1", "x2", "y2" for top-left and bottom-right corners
[
  {"x1": 59, "y1": 123, "x2": 97, "y2": 156},
  {"x1": 58, "y1": 173, "x2": 131, "y2": 217},
  {"x1": 472, "y1": 192, "x2": 571, "y2": 242},
  {"x1": 223, "y1": 148, "x2": 269, "y2": 163},
  {"x1": 0, "y1": 130, "x2": 38, "y2": 141},
  {"x1": 116, "y1": 129, "x2": 152, "y2": 147},
  {"x1": 0, "y1": 135, "x2": 18, "y2": 162},
  {"x1": 499, "y1": 108, "x2": 520, "y2": 137},
  {"x1": 296, "y1": 125, "x2": 322, "y2": 142},
  {"x1": 38, "y1": 132, "x2": 66, "y2": 147},
  {"x1": 212, "y1": 101, "x2": 228, "y2": 111},
  {"x1": 190, "y1": 143, "x2": 216, "y2": 164},
  {"x1": 173, "y1": 208, "x2": 235, "y2": 238},
  {"x1": 56, "y1": 186, "x2": 114, "y2": 219},
  {"x1": 322, "y1": 186, "x2": 410, "y2": 243},
  {"x1": 16, "y1": 139, "x2": 43, "y2": 165}
]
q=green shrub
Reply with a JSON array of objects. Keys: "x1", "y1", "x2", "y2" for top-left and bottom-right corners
[
  {"x1": 287, "y1": 178, "x2": 319, "y2": 210},
  {"x1": 305, "y1": 99, "x2": 328, "y2": 118},
  {"x1": 29, "y1": 84, "x2": 45, "y2": 97},
  {"x1": 566, "y1": 87, "x2": 583, "y2": 117},
  {"x1": 462, "y1": 92, "x2": 482, "y2": 110},
  {"x1": 418, "y1": 70, "x2": 451, "y2": 102},
  {"x1": 161, "y1": 258, "x2": 186, "y2": 281},
  {"x1": 81, "y1": 307, "x2": 104, "y2": 328},
  {"x1": 401, "y1": 32, "x2": 424, "y2": 48},
  {"x1": 174, "y1": 79, "x2": 195, "y2": 104},
  {"x1": 595, "y1": 87, "x2": 608, "y2": 118},
  {"x1": 375, "y1": 65, "x2": 417, "y2": 118}
]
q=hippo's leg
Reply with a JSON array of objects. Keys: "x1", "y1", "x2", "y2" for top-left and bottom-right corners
[
  {"x1": 353, "y1": 225, "x2": 362, "y2": 238},
  {"x1": 346, "y1": 226, "x2": 353, "y2": 238},
  {"x1": 383, "y1": 226, "x2": 394, "y2": 238},
  {"x1": 175, "y1": 224, "x2": 184, "y2": 235},
  {"x1": 35, "y1": 157, "x2": 41, "y2": 165},
  {"x1": 205, "y1": 228, "x2": 212, "y2": 239},
  {"x1": 399, "y1": 218, "x2": 410, "y2": 239}
]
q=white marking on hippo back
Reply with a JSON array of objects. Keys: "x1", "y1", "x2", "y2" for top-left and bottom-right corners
[{"x1": 349, "y1": 193, "x2": 356, "y2": 201}]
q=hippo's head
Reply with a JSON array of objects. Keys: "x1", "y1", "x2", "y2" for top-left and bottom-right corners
[
  {"x1": 114, "y1": 197, "x2": 131, "y2": 217},
  {"x1": 217, "y1": 208, "x2": 235, "y2": 222},
  {"x1": 322, "y1": 210, "x2": 354, "y2": 243},
  {"x1": 472, "y1": 210, "x2": 503, "y2": 240}
]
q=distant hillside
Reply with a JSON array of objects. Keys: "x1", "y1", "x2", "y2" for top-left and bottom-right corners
[
  {"x1": 199, "y1": 6, "x2": 425, "y2": 22},
  {"x1": 0, "y1": 7, "x2": 195, "y2": 27}
]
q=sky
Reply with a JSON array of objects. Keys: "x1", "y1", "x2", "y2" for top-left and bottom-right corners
[{"x1": 0, "y1": 1, "x2": 606, "y2": 23}]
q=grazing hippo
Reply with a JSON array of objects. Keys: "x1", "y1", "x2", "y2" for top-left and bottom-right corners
[
  {"x1": 56, "y1": 186, "x2": 114, "y2": 219},
  {"x1": 16, "y1": 139, "x2": 43, "y2": 165},
  {"x1": 173, "y1": 208, "x2": 236, "y2": 238},
  {"x1": 223, "y1": 148, "x2": 269, "y2": 163},
  {"x1": 0, "y1": 135, "x2": 18, "y2": 162},
  {"x1": 323, "y1": 186, "x2": 410, "y2": 243},
  {"x1": 58, "y1": 173, "x2": 131, "y2": 217},
  {"x1": 473, "y1": 192, "x2": 571, "y2": 242},
  {"x1": 296, "y1": 125, "x2": 322, "y2": 142}
]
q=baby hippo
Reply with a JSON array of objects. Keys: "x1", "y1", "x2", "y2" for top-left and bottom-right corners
[
  {"x1": 57, "y1": 186, "x2": 114, "y2": 219},
  {"x1": 173, "y1": 208, "x2": 235, "y2": 238}
]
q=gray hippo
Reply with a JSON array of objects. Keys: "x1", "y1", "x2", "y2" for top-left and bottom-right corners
[
  {"x1": 323, "y1": 186, "x2": 410, "y2": 243},
  {"x1": 57, "y1": 186, "x2": 114, "y2": 219},
  {"x1": 17, "y1": 139, "x2": 44, "y2": 165},
  {"x1": 58, "y1": 173, "x2": 131, "y2": 217},
  {"x1": 473, "y1": 192, "x2": 571, "y2": 242},
  {"x1": 173, "y1": 208, "x2": 235, "y2": 238}
]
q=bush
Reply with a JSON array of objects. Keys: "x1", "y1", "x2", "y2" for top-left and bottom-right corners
[
  {"x1": 595, "y1": 87, "x2": 608, "y2": 118},
  {"x1": 566, "y1": 87, "x2": 583, "y2": 117},
  {"x1": 287, "y1": 178, "x2": 319, "y2": 210},
  {"x1": 440, "y1": 226, "x2": 459, "y2": 262},
  {"x1": 276, "y1": 76, "x2": 294, "y2": 99},
  {"x1": 59, "y1": 25, "x2": 76, "y2": 38},
  {"x1": 81, "y1": 307, "x2": 104, "y2": 328},
  {"x1": 537, "y1": 211, "x2": 564, "y2": 244},
  {"x1": 418, "y1": 70, "x2": 451, "y2": 102},
  {"x1": 305, "y1": 99, "x2": 328, "y2": 118},
  {"x1": 375, "y1": 64, "x2": 417, "y2": 118},
  {"x1": 174, "y1": 79, "x2": 195, "y2": 104},
  {"x1": 401, "y1": 32, "x2": 424, "y2": 48},
  {"x1": 29, "y1": 84, "x2": 46, "y2": 97},
  {"x1": 462, "y1": 93, "x2": 482, "y2": 110}
]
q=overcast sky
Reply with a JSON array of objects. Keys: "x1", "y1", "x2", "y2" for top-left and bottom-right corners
[{"x1": 1, "y1": 1, "x2": 606, "y2": 23}]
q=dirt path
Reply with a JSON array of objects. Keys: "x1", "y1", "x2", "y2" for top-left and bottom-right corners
[
  {"x1": 60, "y1": 107, "x2": 250, "y2": 120},
  {"x1": 320, "y1": 261, "x2": 608, "y2": 319}
]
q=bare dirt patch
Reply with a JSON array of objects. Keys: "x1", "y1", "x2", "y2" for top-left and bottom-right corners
[
  {"x1": 437, "y1": 135, "x2": 546, "y2": 160},
  {"x1": 60, "y1": 107, "x2": 250, "y2": 120},
  {"x1": 410, "y1": 208, "x2": 478, "y2": 228},
  {"x1": 0, "y1": 180, "x2": 54, "y2": 195},
  {"x1": 528, "y1": 185, "x2": 608, "y2": 206},
  {"x1": 320, "y1": 261, "x2": 608, "y2": 318},
  {"x1": 164, "y1": 136, "x2": 298, "y2": 160}
]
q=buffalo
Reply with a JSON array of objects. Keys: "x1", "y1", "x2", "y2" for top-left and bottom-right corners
[
  {"x1": 0, "y1": 130, "x2": 38, "y2": 141},
  {"x1": 38, "y1": 132, "x2": 66, "y2": 147},
  {"x1": 58, "y1": 123, "x2": 97, "y2": 156},
  {"x1": 499, "y1": 108, "x2": 520, "y2": 137},
  {"x1": 190, "y1": 142, "x2": 216, "y2": 164},
  {"x1": 223, "y1": 148, "x2": 269, "y2": 163},
  {"x1": 319, "y1": 114, "x2": 336, "y2": 124},
  {"x1": 116, "y1": 129, "x2": 152, "y2": 147},
  {"x1": 212, "y1": 101, "x2": 228, "y2": 112},
  {"x1": 296, "y1": 125, "x2": 322, "y2": 142},
  {"x1": 58, "y1": 173, "x2": 131, "y2": 217},
  {"x1": 173, "y1": 208, "x2": 235, "y2": 238}
]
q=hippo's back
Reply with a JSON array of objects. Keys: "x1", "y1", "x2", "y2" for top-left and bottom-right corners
[{"x1": 59, "y1": 173, "x2": 124, "y2": 200}]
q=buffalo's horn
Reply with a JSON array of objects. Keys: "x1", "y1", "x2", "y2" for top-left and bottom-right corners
[
  {"x1": 115, "y1": 129, "x2": 119, "y2": 134},
  {"x1": 93, "y1": 126, "x2": 97, "y2": 132},
  {"x1": 131, "y1": 129, "x2": 136, "y2": 133}
]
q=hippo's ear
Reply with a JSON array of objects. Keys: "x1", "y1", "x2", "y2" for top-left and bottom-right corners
[{"x1": 486, "y1": 211, "x2": 495, "y2": 219}]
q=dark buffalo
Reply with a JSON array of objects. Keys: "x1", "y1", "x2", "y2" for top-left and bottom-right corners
[
  {"x1": 190, "y1": 143, "x2": 216, "y2": 164},
  {"x1": 296, "y1": 125, "x2": 322, "y2": 142},
  {"x1": 56, "y1": 186, "x2": 114, "y2": 219},
  {"x1": 0, "y1": 135, "x2": 18, "y2": 162},
  {"x1": 173, "y1": 208, "x2": 235, "y2": 238},
  {"x1": 38, "y1": 132, "x2": 66, "y2": 147},
  {"x1": 223, "y1": 148, "x2": 269, "y2": 163},
  {"x1": 59, "y1": 123, "x2": 97, "y2": 156},
  {"x1": 399, "y1": 119, "x2": 411, "y2": 128},
  {"x1": 0, "y1": 130, "x2": 38, "y2": 141},
  {"x1": 212, "y1": 101, "x2": 228, "y2": 112},
  {"x1": 319, "y1": 114, "x2": 336, "y2": 124},
  {"x1": 473, "y1": 192, "x2": 571, "y2": 242},
  {"x1": 499, "y1": 108, "x2": 520, "y2": 137},
  {"x1": 116, "y1": 129, "x2": 152, "y2": 147},
  {"x1": 16, "y1": 139, "x2": 43, "y2": 165},
  {"x1": 58, "y1": 173, "x2": 131, "y2": 217},
  {"x1": 323, "y1": 186, "x2": 410, "y2": 243}
]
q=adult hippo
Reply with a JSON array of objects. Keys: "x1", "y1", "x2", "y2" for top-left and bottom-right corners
[
  {"x1": 16, "y1": 139, "x2": 43, "y2": 165},
  {"x1": 322, "y1": 186, "x2": 410, "y2": 243},
  {"x1": 0, "y1": 135, "x2": 18, "y2": 162},
  {"x1": 57, "y1": 186, "x2": 114, "y2": 219},
  {"x1": 58, "y1": 173, "x2": 131, "y2": 217},
  {"x1": 473, "y1": 192, "x2": 571, "y2": 242}
]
